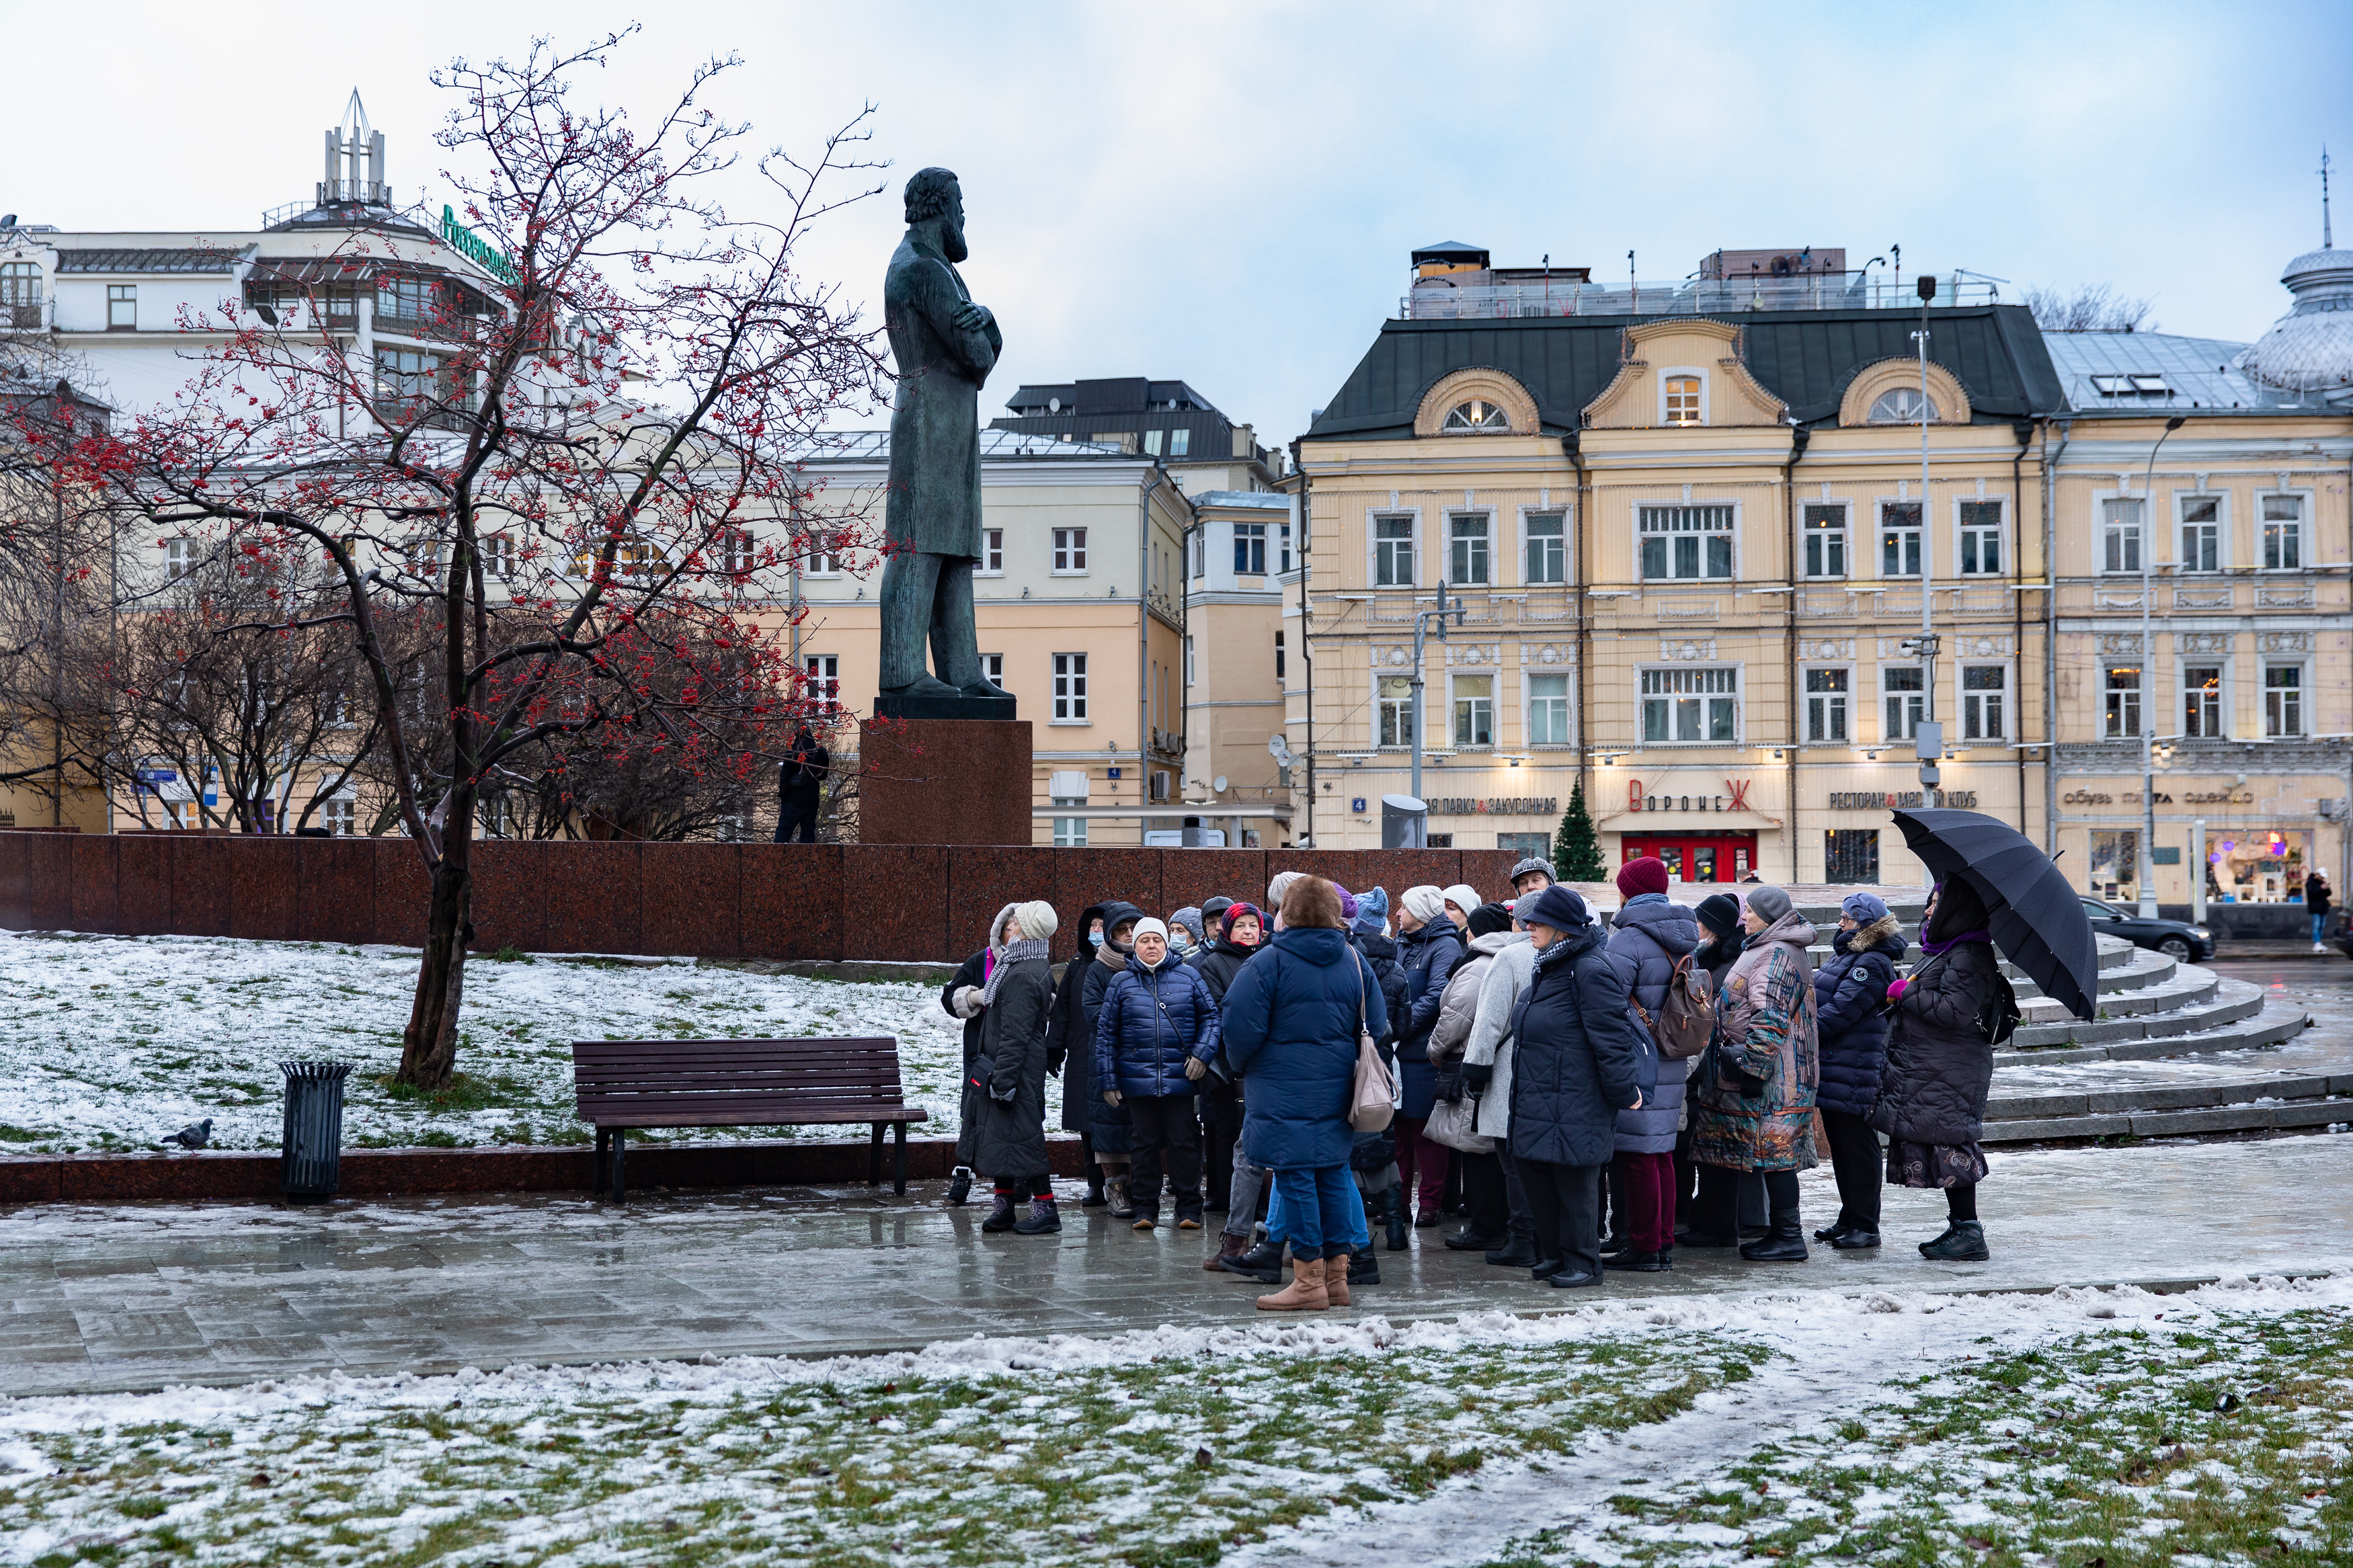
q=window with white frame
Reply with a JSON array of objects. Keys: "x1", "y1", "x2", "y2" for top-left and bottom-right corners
[
  {"x1": 1804, "y1": 667, "x2": 1849, "y2": 741},
  {"x1": 1051, "y1": 799, "x2": 1088, "y2": 847},
  {"x1": 1451, "y1": 673, "x2": 1494, "y2": 747},
  {"x1": 2183, "y1": 664, "x2": 2222, "y2": 737},
  {"x1": 1958, "y1": 499, "x2": 2003, "y2": 575},
  {"x1": 1234, "y1": 522, "x2": 1267, "y2": 575},
  {"x1": 1524, "y1": 511, "x2": 1565, "y2": 583},
  {"x1": 2179, "y1": 497, "x2": 2221, "y2": 572},
  {"x1": 1168, "y1": 428, "x2": 1190, "y2": 456},
  {"x1": 1449, "y1": 513, "x2": 1490, "y2": 585},
  {"x1": 980, "y1": 652, "x2": 1004, "y2": 690},
  {"x1": 804, "y1": 654, "x2": 840, "y2": 714},
  {"x1": 801, "y1": 538, "x2": 843, "y2": 575},
  {"x1": 1663, "y1": 374, "x2": 1702, "y2": 425},
  {"x1": 1803, "y1": 503, "x2": 1847, "y2": 578},
  {"x1": 1882, "y1": 666, "x2": 1925, "y2": 739},
  {"x1": 1052, "y1": 528, "x2": 1088, "y2": 573},
  {"x1": 1526, "y1": 674, "x2": 1570, "y2": 744},
  {"x1": 2266, "y1": 664, "x2": 2303, "y2": 735},
  {"x1": 982, "y1": 529, "x2": 1004, "y2": 574},
  {"x1": 1878, "y1": 501, "x2": 1923, "y2": 577},
  {"x1": 1377, "y1": 675, "x2": 1414, "y2": 747},
  {"x1": 1278, "y1": 521, "x2": 1292, "y2": 574},
  {"x1": 2262, "y1": 495, "x2": 2303, "y2": 569},
  {"x1": 1273, "y1": 630, "x2": 1285, "y2": 682},
  {"x1": 1188, "y1": 526, "x2": 1203, "y2": 578},
  {"x1": 1961, "y1": 664, "x2": 2006, "y2": 740},
  {"x1": 2104, "y1": 663, "x2": 2143, "y2": 738},
  {"x1": 1443, "y1": 399, "x2": 1510, "y2": 432},
  {"x1": 1185, "y1": 636, "x2": 1196, "y2": 687},
  {"x1": 166, "y1": 538, "x2": 196, "y2": 580},
  {"x1": 315, "y1": 796, "x2": 354, "y2": 835},
  {"x1": 1867, "y1": 386, "x2": 1938, "y2": 423},
  {"x1": 1052, "y1": 653, "x2": 1088, "y2": 720},
  {"x1": 1638, "y1": 505, "x2": 1733, "y2": 581},
  {"x1": 484, "y1": 533, "x2": 517, "y2": 580},
  {"x1": 1374, "y1": 514, "x2": 1415, "y2": 586},
  {"x1": 1142, "y1": 429, "x2": 1163, "y2": 456},
  {"x1": 107, "y1": 284, "x2": 137, "y2": 331},
  {"x1": 1640, "y1": 667, "x2": 1738, "y2": 743},
  {"x1": 2101, "y1": 497, "x2": 2143, "y2": 573},
  {"x1": 0, "y1": 262, "x2": 41, "y2": 325}
]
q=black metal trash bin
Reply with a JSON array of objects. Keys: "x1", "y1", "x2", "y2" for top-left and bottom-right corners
[{"x1": 280, "y1": 1061, "x2": 355, "y2": 1204}]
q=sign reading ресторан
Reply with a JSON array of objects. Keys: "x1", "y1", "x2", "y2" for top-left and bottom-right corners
[
  {"x1": 1428, "y1": 797, "x2": 1558, "y2": 817},
  {"x1": 1827, "y1": 790, "x2": 1979, "y2": 810}
]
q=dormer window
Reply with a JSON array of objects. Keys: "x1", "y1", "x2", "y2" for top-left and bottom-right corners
[
  {"x1": 1443, "y1": 399, "x2": 1510, "y2": 433},
  {"x1": 1664, "y1": 375, "x2": 1702, "y2": 425},
  {"x1": 1868, "y1": 386, "x2": 1938, "y2": 423}
]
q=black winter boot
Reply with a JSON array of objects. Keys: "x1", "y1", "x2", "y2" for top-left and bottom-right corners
[
  {"x1": 1347, "y1": 1249, "x2": 1380, "y2": 1286},
  {"x1": 1220, "y1": 1237, "x2": 1285, "y2": 1283},
  {"x1": 1013, "y1": 1196, "x2": 1062, "y2": 1235},
  {"x1": 1484, "y1": 1239, "x2": 1540, "y2": 1268},
  {"x1": 1919, "y1": 1221, "x2": 1989, "y2": 1262},
  {"x1": 947, "y1": 1167, "x2": 973, "y2": 1206},
  {"x1": 980, "y1": 1192, "x2": 1017, "y2": 1233},
  {"x1": 1081, "y1": 1167, "x2": 1107, "y2": 1208},
  {"x1": 1380, "y1": 1188, "x2": 1409, "y2": 1252},
  {"x1": 1739, "y1": 1213, "x2": 1808, "y2": 1262}
]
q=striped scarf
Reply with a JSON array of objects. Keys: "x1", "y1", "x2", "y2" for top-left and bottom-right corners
[{"x1": 984, "y1": 937, "x2": 1049, "y2": 1006}]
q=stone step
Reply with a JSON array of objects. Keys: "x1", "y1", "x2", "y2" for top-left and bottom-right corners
[
  {"x1": 2019, "y1": 966, "x2": 2214, "y2": 1025},
  {"x1": 1987, "y1": 1067, "x2": 2353, "y2": 1124},
  {"x1": 1995, "y1": 993, "x2": 2307, "y2": 1067},
  {"x1": 1982, "y1": 1094, "x2": 2353, "y2": 1144},
  {"x1": 2007, "y1": 974, "x2": 2267, "y2": 1051}
]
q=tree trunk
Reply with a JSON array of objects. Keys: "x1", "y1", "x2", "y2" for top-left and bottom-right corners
[{"x1": 396, "y1": 847, "x2": 473, "y2": 1090}]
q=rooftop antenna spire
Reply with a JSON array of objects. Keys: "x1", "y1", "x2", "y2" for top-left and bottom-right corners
[
  {"x1": 2323, "y1": 145, "x2": 2334, "y2": 249},
  {"x1": 321, "y1": 89, "x2": 389, "y2": 208}
]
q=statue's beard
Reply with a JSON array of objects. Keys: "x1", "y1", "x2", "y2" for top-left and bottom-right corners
[{"x1": 939, "y1": 221, "x2": 969, "y2": 263}]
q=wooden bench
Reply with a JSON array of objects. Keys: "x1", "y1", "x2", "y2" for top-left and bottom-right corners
[{"x1": 571, "y1": 1036, "x2": 928, "y2": 1202}]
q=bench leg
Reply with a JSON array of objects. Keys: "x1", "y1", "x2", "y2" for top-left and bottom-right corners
[
  {"x1": 612, "y1": 1130, "x2": 627, "y2": 1204},
  {"x1": 893, "y1": 1121, "x2": 909, "y2": 1197},
  {"x1": 868, "y1": 1122, "x2": 884, "y2": 1187},
  {"x1": 594, "y1": 1127, "x2": 608, "y2": 1199}
]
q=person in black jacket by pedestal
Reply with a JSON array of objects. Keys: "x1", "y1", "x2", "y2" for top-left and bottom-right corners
[
  {"x1": 1810, "y1": 892, "x2": 1905, "y2": 1249},
  {"x1": 775, "y1": 726, "x2": 828, "y2": 843}
]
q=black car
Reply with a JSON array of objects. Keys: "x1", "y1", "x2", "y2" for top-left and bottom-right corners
[{"x1": 2077, "y1": 897, "x2": 2215, "y2": 963}]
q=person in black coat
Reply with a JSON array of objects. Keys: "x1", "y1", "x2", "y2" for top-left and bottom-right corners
[
  {"x1": 971, "y1": 901, "x2": 1062, "y2": 1235},
  {"x1": 1191, "y1": 900, "x2": 1263, "y2": 1241},
  {"x1": 940, "y1": 911, "x2": 1003, "y2": 1207},
  {"x1": 774, "y1": 726, "x2": 828, "y2": 843},
  {"x1": 1045, "y1": 900, "x2": 1145, "y2": 1214},
  {"x1": 1505, "y1": 884, "x2": 1644, "y2": 1289},
  {"x1": 1810, "y1": 891, "x2": 1905, "y2": 1249},
  {"x1": 1394, "y1": 886, "x2": 1465, "y2": 1228}
]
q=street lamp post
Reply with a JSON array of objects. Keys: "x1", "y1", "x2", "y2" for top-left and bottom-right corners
[
  {"x1": 1907, "y1": 276, "x2": 1942, "y2": 796},
  {"x1": 2138, "y1": 415, "x2": 2188, "y2": 917},
  {"x1": 1406, "y1": 580, "x2": 1464, "y2": 848}
]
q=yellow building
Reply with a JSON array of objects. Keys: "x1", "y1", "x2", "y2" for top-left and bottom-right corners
[{"x1": 1179, "y1": 489, "x2": 1297, "y2": 845}]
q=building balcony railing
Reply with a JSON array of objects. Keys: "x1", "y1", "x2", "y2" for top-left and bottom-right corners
[{"x1": 1400, "y1": 272, "x2": 1997, "y2": 322}]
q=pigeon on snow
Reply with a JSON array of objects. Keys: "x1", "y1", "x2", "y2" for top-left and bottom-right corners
[{"x1": 161, "y1": 1119, "x2": 212, "y2": 1149}]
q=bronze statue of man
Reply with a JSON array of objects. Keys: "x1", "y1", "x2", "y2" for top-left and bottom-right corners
[{"x1": 877, "y1": 167, "x2": 1009, "y2": 714}]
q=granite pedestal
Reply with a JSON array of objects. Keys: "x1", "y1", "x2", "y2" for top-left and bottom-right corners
[{"x1": 858, "y1": 718, "x2": 1033, "y2": 845}]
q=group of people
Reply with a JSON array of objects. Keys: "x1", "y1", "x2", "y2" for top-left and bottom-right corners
[{"x1": 941, "y1": 854, "x2": 2013, "y2": 1309}]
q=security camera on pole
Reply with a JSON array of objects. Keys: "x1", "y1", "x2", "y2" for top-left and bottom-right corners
[{"x1": 1406, "y1": 581, "x2": 1467, "y2": 848}]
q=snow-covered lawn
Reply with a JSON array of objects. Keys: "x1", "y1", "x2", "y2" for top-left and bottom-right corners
[{"x1": 0, "y1": 932, "x2": 967, "y2": 1154}]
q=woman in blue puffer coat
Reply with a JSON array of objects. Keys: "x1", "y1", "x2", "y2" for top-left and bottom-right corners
[
  {"x1": 1220, "y1": 876, "x2": 1390, "y2": 1313},
  {"x1": 1812, "y1": 892, "x2": 1906, "y2": 1249},
  {"x1": 1093, "y1": 916, "x2": 1222, "y2": 1231}
]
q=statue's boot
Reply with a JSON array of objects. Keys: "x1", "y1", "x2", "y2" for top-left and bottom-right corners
[
  {"x1": 959, "y1": 679, "x2": 1008, "y2": 700},
  {"x1": 879, "y1": 676, "x2": 962, "y2": 702}
]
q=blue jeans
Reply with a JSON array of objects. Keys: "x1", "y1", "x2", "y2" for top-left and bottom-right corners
[
  {"x1": 2315, "y1": 913, "x2": 2327, "y2": 943},
  {"x1": 1268, "y1": 1165, "x2": 1360, "y2": 1260},
  {"x1": 1266, "y1": 1173, "x2": 1369, "y2": 1251}
]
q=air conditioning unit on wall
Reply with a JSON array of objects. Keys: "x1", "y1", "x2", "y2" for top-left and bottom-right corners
[{"x1": 1150, "y1": 770, "x2": 1172, "y2": 802}]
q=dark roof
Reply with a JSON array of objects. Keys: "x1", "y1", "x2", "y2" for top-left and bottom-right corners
[
  {"x1": 1306, "y1": 304, "x2": 2066, "y2": 439},
  {"x1": 1002, "y1": 378, "x2": 1226, "y2": 417},
  {"x1": 54, "y1": 247, "x2": 244, "y2": 274},
  {"x1": 1412, "y1": 241, "x2": 1490, "y2": 267}
]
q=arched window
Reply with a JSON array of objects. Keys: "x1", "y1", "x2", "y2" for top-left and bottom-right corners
[
  {"x1": 1443, "y1": 399, "x2": 1510, "y2": 432},
  {"x1": 1664, "y1": 374, "x2": 1702, "y2": 425},
  {"x1": 1868, "y1": 386, "x2": 1939, "y2": 423}
]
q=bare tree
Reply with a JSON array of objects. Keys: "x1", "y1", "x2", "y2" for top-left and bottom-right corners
[
  {"x1": 2024, "y1": 284, "x2": 2156, "y2": 333},
  {"x1": 53, "y1": 34, "x2": 887, "y2": 1087}
]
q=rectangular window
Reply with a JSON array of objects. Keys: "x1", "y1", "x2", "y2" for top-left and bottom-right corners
[
  {"x1": 317, "y1": 796, "x2": 355, "y2": 835},
  {"x1": 1825, "y1": 829, "x2": 1880, "y2": 884},
  {"x1": 1052, "y1": 528, "x2": 1088, "y2": 573},
  {"x1": 483, "y1": 533, "x2": 517, "y2": 580},
  {"x1": 982, "y1": 529, "x2": 1004, "y2": 574},
  {"x1": 1168, "y1": 427, "x2": 1190, "y2": 456},
  {"x1": 2266, "y1": 665, "x2": 2303, "y2": 736},
  {"x1": 1451, "y1": 673, "x2": 1494, "y2": 747},
  {"x1": 1804, "y1": 667, "x2": 1848, "y2": 742},
  {"x1": 1638, "y1": 505, "x2": 1734, "y2": 581},
  {"x1": 2089, "y1": 829, "x2": 2139, "y2": 900},
  {"x1": 1051, "y1": 797, "x2": 1088, "y2": 848},
  {"x1": 1803, "y1": 503, "x2": 1847, "y2": 579},
  {"x1": 1279, "y1": 522, "x2": 1292, "y2": 574},
  {"x1": 2102, "y1": 497, "x2": 2143, "y2": 573},
  {"x1": 1882, "y1": 666, "x2": 1925, "y2": 739},
  {"x1": 1234, "y1": 523, "x2": 1267, "y2": 575},
  {"x1": 1377, "y1": 675, "x2": 1414, "y2": 747},
  {"x1": 981, "y1": 652, "x2": 1004, "y2": 689},
  {"x1": 1188, "y1": 526, "x2": 1203, "y2": 579},
  {"x1": 166, "y1": 538, "x2": 196, "y2": 580},
  {"x1": 804, "y1": 654, "x2": 840, "y2": 714},
  {"x1": 1879, "y1": 502, "x2": 1922, "y2": 577},
  {"x1": 1273, "y1": 630, "x2": 1285, "y2": 682},
  {"x1": 2184, "y1": 665, "x2": 2222, "y2": 737},
  {"x1": 1958, "y1": 500, "x2": 2003, "y2": 575},
  {"x1": 1052, "y1": 653, "x2": 1088, "y2": 720},
  {"x1": 2104, "y1": 664, "x2": 2143, "y2": 739},
  {"x1": 1185, "y1": 636, "x2": 1197, "y2": 687},
  {"x1": 1448, "y1": 513, "x2": 1490, "y2": 585},
  {"x1": 1528, "y1": 673, "x2": 1570, "y2": 744},
  {"x1": 374, "y1": 346, "x2": 470, "y2": 422},
  {"x1": 1639, "y1": 666, "x2": 1738, "y2": 743},
  {"x1": 1142, "y1": 429, "x2": 1163, "y2": 456},
  {"x1": 1962, "y1": 664, "x2": 2006, "y2": 741},
  {"x1": 1664, "y1": 374, "x2": 1701, "y2": 425},
  {"x1": 2180, "y1": 497, "x2": 2221, "y2": 572},
  {"x1": 1524, "y1": 511, "x2": 1565, "y2": 583},
  {"x1": 106, "y1": 284, "x2": 137, "y2": 330},
  {"x1": 1374, "y1": 515, "x2": 1415, "y2": 586},
  {"x1": 2262, "y1": 495, "x2": 2303, "y2": 569}
]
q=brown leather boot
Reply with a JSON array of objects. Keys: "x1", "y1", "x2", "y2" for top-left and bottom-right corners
[
  {"x1": 1204, "y1": 1232, "x2": 1248, "y2": 1272},
  {"x1": 1257, "y1": 1255, "x2": 1329, "y2": 1312},
  {"x1": 1324, "y1": 1253, "x2": 1351, "y2": 1308}
]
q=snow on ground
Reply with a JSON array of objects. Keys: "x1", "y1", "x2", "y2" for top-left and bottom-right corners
[
  {"x1": 0, "y1": 932, "x2": 968, "y2": 1153},
  {"x1": 0, "y1": 1274, "x2": 2348, "y2": 1567}
]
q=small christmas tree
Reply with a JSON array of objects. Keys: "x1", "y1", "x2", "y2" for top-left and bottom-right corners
[{"x1": 1554, "y1": 780, "x2": 1606, "y2": 882}]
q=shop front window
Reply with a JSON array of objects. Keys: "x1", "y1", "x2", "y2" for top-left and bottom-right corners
[
  {"x1": 2210, "y1": 830, "x2": 2309, "y2": 905},
  {"x1": 2089, "y1": 829, "x2": 2139, "y2": 902}
]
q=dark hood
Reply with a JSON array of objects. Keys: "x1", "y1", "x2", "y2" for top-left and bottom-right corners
[
  {"x1": 1611, "y1": 895, "x2": 1700, "y2": 954},
  {"x1": 1353, "y1": 930, "x2": 1400, "y2": 962},
  {"x1": 1076, "y1": 901, "x2": 1113, "y2": 950}
]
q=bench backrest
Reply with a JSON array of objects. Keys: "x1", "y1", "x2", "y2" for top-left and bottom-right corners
[{"x1": 571, "y1": 1036, "x2": 910, "y2": 1124}]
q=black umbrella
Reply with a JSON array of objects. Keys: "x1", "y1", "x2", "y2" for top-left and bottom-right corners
[{"x1": 1892, "y1": 807, "x2": 2099, "y2": 1020}]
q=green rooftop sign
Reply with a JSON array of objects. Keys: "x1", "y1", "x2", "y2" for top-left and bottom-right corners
[{"x1": 440, "y1": 205, "x2": 516, "y2": 284}]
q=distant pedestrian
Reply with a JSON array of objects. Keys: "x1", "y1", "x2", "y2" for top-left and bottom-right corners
[
  {"x1": 1872, "y1": 880, "x2": 2002, "y2": 1262},
  {"x1": 972, "y1": 902, "x2": 1062, "y2": 1235},
  {"x1": 1393, "y1": 884, "x2": 1465, "y2": 1228},
  {"x1": 1812, "y1": 892, "x2": 1905, "y2": 1249},
  {"x1": 1604, "y1": 857, "x2": 1700, "y2": 1274},
  {"x1": 774, "y1": 725, "x2": 828, "y2": 843},
  {"x1": 1507, "y1": 884, "x2": 1645, "y2": 1290},
  {"x1": 2307, "y1": 872, "x2": 2333, "y2": 951},
  {"x1": 1093, "y1": 917, "x2": 1221, "y2": 1231},
  {"x1": 1686, "y1": 885, "x2": 1820, "y2": 1262}
]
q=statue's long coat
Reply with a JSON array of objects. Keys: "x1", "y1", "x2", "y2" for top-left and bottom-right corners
[{"x1": 883, "y1": 235, "x2": 1000, "y2": 558}]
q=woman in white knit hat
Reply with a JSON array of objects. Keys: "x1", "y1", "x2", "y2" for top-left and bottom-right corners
[
  {"x1": 1392, "y1": 884, "x2": 1466, "y2": 1227},
  {"x1": 971, "y1": 901, "x2": 1063, "y2": 1235}
]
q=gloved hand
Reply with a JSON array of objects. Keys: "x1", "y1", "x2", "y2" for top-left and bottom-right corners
[
  {"x1": 1046, "y1": 1046, "x2": 1065, "y2": 1078},
  {"x1": 1102, "y1": 1089, "x2": 1123, "y2": 1107},
  {"x1": 1183, "y1": 1056, "x2": 1207, "y2": 1081},
  {"x1": 989, "y1": 1082, "x2": 1016, "y2": 1104},
  {"x1": 1462, "y1": 1063, "x2": 1493, "y2": 1095},
  {"x1": 950, "y1": 985, "x2": 984, "y2": 1019},
  {"x1": 1886, "y1": 977, "x2": 1910, "y2": 1003}
]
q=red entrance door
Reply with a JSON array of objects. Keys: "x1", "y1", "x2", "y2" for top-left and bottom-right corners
[{"x1": 1622, "y1": 831, "x2": 1757, "y2": 884}]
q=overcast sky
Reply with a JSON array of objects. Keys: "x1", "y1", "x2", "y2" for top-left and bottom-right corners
[{"x1": 7, "y1": 1, "x2": 2347, "y2": 443}]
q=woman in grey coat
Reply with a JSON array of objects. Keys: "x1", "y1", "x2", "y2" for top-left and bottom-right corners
[
  {"x1": 973, "y1": 902, "x2": 1062, "y2": 1235},
  {"x1": 1461, "y1": 893, "x2": 1542, "y2": 1267},
  {"x1": 1603, "y1": 858, "x2": 1700, "y2": 1272}
]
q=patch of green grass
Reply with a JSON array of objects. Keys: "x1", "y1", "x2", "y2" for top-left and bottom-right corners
[
  {"x1": 0, "y1": 1122, "x2": 47, "y2": 1143},
  {"x1": 488, "y1": 945, "x2": 534, "y2": 964}
]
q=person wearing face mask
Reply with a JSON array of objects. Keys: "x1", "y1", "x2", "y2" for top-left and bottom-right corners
[
  {"x1": 1092, "y1": 917, "x2": 1221, "y2": 1232},
  {"x1": 1166, "y1": 907, "x2": 1205, "y2": 961},
  {"x1": 1046, "y1": 902, "x2": 1142, "y2": 1210}
]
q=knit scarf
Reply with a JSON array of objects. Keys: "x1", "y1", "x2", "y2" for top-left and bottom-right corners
[{"x1": 984, "y1": 937, "x2": 1049, "y2": 1006}]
